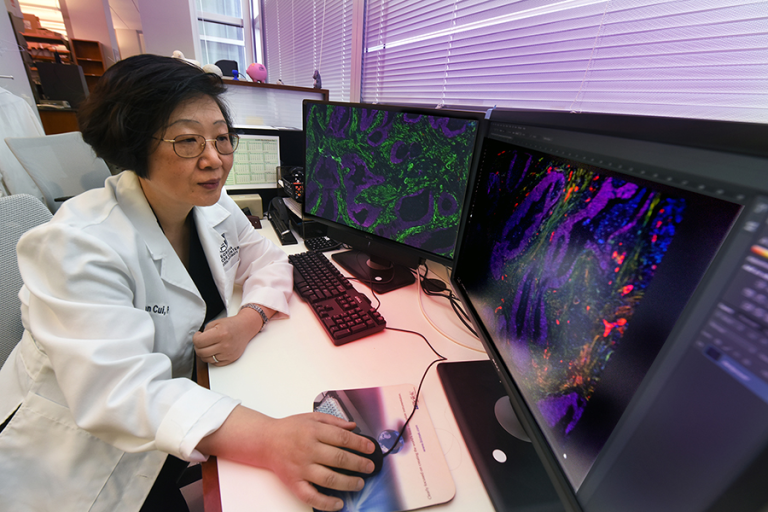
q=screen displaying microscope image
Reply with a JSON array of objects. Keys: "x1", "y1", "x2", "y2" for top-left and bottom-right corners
[
  {"x1": 457, "y1": 135, "x2": 741, "y2": 488},
  {"x1": 304, "y1": 101, "x2": 481, "y2": 261}
]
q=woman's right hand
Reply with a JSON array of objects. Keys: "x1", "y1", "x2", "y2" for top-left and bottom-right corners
[{"x1": 195, "y1": 406, "x2": 377, "y2": 511}]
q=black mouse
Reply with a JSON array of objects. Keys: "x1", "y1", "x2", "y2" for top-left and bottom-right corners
[{"x1": 336, "y1": 433, "x2": 384, "y2": 478}]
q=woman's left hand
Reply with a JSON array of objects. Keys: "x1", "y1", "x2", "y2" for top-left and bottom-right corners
[{"x1": 193, "y1": 312, "x2": 259, "y2": 366}]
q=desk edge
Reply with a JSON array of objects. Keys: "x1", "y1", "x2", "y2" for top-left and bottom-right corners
[{"x1": 197, "y1": 356, "x2": 223, "y2": 512}]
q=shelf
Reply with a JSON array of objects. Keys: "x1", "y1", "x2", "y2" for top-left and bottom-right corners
[
  {"x1": 22, "y1": 32, "x2": 65, "y2": 44},
  {"x1": 225, "y1": 80, "x2": 330, "y2": 102},
  {"x1": 30, "y1": 55, "x2": 72, "y2": 65},
  {"x1": 72, "y1": 40, "x2": 104, "y2": 60},
  {"x1": 71, "y1": 39, "x2": 106, "y2": 92}
]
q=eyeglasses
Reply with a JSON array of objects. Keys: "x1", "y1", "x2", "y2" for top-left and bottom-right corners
[{"x1": 157, "y1": 133, "x2": 240, "y2": 158}]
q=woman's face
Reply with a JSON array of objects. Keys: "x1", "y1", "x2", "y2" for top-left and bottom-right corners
[{"x1": 140, "y1": 95, "x2": 233, "y2": 220}]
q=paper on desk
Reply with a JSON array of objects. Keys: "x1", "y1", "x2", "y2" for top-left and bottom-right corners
[
  {"x1": 313, "y1": 384, "x2": 455, "y2": 512},
  {"x1": 283, "y1": 197, "x2": 303, "y2": 218}
]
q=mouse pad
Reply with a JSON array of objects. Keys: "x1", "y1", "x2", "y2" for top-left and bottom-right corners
[{"x1": 313, "y1": 384, "x2": 455, "y2": 512}]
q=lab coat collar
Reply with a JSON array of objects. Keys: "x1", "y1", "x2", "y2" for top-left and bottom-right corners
[
  {"x1": 110, "y1": 172, "x2": 199, "y2": 298},
  {"x1": 110, "y1": 171, "x2": 233, "y2": 305}
]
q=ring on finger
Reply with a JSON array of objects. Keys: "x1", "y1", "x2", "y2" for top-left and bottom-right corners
[{"x1": 212, "y1": 354, "x2": 219, "y2": 363}]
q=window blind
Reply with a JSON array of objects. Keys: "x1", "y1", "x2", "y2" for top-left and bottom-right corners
[
  {"x1": 262, "y1": 0, "x2": 354, "y2": 101},
  {"x1": 361, "y1": 0, "x2": 768, "y2": 123}
]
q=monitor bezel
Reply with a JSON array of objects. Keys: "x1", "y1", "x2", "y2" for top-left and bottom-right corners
[
  {"x1": 301, "y1": 99, "x2": 487, "y2": 272},
  {"x1": 449, "y1": 109, "x2": 768, "y2": 512}
]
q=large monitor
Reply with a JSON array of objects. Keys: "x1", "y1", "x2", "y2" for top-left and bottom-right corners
[
  {"x1": 36, "y1": 62, "x2": 89, "y2": 109},
  {"x1": 445, "y1": 110, "x2": 768, "y2": 512},
  {"x1": 302, "y1": 100, "x2": 484, "y2": 292}
]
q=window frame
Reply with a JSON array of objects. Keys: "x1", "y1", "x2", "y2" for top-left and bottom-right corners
[{"x1": 196, "y1": 0, "x2": 259, "y2": 73}]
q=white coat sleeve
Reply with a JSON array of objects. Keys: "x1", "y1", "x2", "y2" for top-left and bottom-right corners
[
  {"x1": 16, "y1": 222, "x2": 239, "y2": 461},
  {"x1": 221, "y1": 194, "x2": 293, "y2": 317}
]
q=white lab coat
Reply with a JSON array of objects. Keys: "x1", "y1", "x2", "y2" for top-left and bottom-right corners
[
  {"x1": 0, "y1": 86, "x2": 45, "y2": 198},
  {"x1": 0, "y1": 171, "x2": 293, "y2": 511}
]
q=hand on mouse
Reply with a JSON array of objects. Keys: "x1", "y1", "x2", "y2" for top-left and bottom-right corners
[
  {"x1": 196, "y1": 406, "x2": 377, "y2": 512},
  {"x1": 334, "y1": 433, "x2": 384, "y2": 478}
]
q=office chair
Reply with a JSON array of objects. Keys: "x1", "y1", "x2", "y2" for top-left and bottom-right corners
[
  {"x1": 0, "y1": 194, "x2": 51, "y2": 368},
  {"x1": 5, "y1": 131, "x2": 111, "y2": 213},
  {"x1": 215, "y1": 59, "x2": 239, "y2": 78}
]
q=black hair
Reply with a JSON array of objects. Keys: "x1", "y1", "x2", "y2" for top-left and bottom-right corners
[{"x1": 78, "y1": 54, "x2": 233, "y2": 178}]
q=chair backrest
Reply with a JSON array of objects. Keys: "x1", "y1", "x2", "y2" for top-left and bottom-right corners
[
  {"x1": 5, "y1": 131, "x2": 111, "y2": 213},
  {"x1": 0, "y1": 194, "x2": 52, "y2": 367}
]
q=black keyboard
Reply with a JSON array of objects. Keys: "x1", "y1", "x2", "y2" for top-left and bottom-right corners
[
  {"x1": 289, "y1": 251, "x2": 386, "y2": 345},
  {"x1": 304, "y1": 235, "x2": 342, "y2": 252}
]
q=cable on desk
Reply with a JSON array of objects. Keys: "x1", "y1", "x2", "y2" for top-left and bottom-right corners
[
  {"x1": 422, "y1": 263, "x2": 476, "y2": 333},
  {"x1": 352, "y1": 258, "x2": 482, "y2": 352},
  {"x1": 381, "y1": 326, "x2": 446, "y2": 457},
  {"x1": 346, "y1": 248, "x2": 420, "y2": 312},
  {"x1": 346, "y1": 274, "x2": 383, "y2": 312},
  {"x1": 416, "y1": 264, "x2": 484, "y2": 353},
  {"x1": 346, "y1": 262, "x2": 477, "y2": 454}
]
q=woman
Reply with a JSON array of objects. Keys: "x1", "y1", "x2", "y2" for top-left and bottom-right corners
[{"x1": 0, "y1": 54, "x2": 375, "y2": 512}]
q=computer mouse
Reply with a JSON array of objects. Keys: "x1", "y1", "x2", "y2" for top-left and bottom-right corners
[{"x1": 336, "y1": 433, "x2": 384, "y2": 478}]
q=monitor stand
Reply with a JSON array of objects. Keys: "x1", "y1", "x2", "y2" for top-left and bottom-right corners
[
  {"x1": 438, "y1": 360, "x2": 564, "y2": 512},
  {"x1": 332, "y1": 249, "x2": 415, "y2": 294}
]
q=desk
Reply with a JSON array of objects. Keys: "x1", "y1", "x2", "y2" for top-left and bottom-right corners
[
  {"x1": 37, "y1": 107, "x2": 79, "y2": 135},
  {"x1": 200, "y1": 221, "x2": 496, "y2": 511}
]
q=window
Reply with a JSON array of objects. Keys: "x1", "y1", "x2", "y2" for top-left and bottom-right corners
[
  {"x1": 361, "y1": 0, "x2": 768, "y2": 123},
  {"x1": 261, "y1": 0, "x2": 356, "y2": 101},
  {"x1": 18, "y1": 0, "x2": 66, "y2": 34},
  {"x1": 196, "y1": 0, "x2": 258, "y2": 75}
]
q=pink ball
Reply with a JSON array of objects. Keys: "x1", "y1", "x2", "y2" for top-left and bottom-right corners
[{"x1": 247, "y1": 63, "x2": 267, "y2": 82}]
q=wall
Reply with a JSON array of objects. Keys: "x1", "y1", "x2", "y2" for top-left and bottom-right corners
[
  {"x1": 0, "y1": 9, "x2": 38, "y2": 114},
  {"x1": 137, "y1": 0, "x2": 199, "y2": 61},
  {"x1": 115, "y1": 28, "x2": 143, "y2": 59},
  {"x1": 60, "y1": 0, "x2": 120, "y2": 66}
]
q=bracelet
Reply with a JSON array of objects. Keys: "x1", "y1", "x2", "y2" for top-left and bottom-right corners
[{"x1": 240, "y1": 303, "x2": 269, "y2": 331}]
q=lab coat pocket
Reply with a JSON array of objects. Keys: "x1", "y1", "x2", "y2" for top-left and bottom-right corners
[{"x1": 0, "y1": 392, "x2": 123, "y2": 511}]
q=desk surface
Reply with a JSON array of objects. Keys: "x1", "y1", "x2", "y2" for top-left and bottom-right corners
[{"x1": 203, "y1": 220, "x2": 495, "y2": 511}]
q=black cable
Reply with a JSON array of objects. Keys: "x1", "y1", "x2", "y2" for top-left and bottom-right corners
[
  {"x1": 321, "y1": 252, "x2": 468, "y2": 454},
  {"x1": 380, "y1": 326, "x2": 447, "y2": 457},
  {"x1": 419, "y1": 263, "x2": 478, "y2": 337},
  {"x1": 336, "y1": 258, "x2": 472, "y2": 455},
  {"x1": 346, "y1": 274, "x2": 383, "y2": 311}
]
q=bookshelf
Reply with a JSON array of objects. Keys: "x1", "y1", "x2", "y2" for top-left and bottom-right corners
[{"x1": 71, "y1": 39, "x2": 106, "y2": 92}]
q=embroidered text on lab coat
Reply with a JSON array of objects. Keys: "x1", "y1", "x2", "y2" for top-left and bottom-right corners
[{"x1": 220, "y1": 234, "x2": 240, "y2": 266}]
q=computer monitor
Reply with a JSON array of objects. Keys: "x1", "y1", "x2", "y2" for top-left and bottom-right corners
[
  {"x1": 36, "y1": 62, "x2": 89, "y2": 109},
  {"x1": 445, "y1": 110, "x2": 768, "y2": 512},
  {"x1": 302, "y1": 100, "x2": 484, "y2": 292}
]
